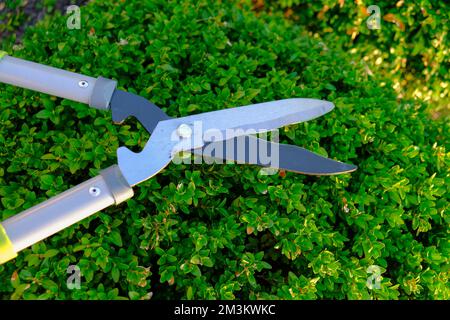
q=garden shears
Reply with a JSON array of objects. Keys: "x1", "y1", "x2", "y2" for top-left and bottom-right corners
[{"x1": 0, "y1": 53, "x2": 357, "y2": 264}]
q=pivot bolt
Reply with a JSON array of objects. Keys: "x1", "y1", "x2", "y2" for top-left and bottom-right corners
[{"x1": 177, "y1": 124, "x2": 192, "y2": 139}]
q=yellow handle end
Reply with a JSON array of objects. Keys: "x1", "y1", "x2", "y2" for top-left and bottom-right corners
[{"x1": 0, "y1": 224, "x2": 17, "y2": 264}]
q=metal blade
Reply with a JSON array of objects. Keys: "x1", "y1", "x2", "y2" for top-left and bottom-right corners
[
  {"x1": 116, "y1": 98, "x2": 339, "y2": 185},
  {"x1": 110, "y1": 95, "x2": 332, "y2": 137},
  {"x1": 168, "y1": 98, "x2": 334, "y2": 136},
  {"x1": 117, "y1": 123, "x2": 173, "y2": 186},
  {"x1": 110, "y1": 89, "x2": 170, "y2": 133},
  {"x1": 192, "y1": 136, "x2": 357, "y2": 175}
]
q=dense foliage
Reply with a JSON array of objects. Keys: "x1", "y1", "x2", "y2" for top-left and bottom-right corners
[
  {"x1": 0, "y1": 0, "x2": 448, "y2": 300},
  {"x1": 0, "y1": 0, "x2": 86, "y2": 40},
  {"x1": 265, "y1": 0, "x2": 449, "y2": 117}
]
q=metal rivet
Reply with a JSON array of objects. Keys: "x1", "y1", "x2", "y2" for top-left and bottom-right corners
[
  {"x1": 89, "y1": 186, "x2": 101, "y2": 197},
  {"x1": 78, "y1": 80, "x2": 89, "y2": 88},
  {"x1": 177, "y1": 124, "x2": 192, "y2": 138}
]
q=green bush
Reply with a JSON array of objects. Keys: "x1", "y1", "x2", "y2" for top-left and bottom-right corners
[
  {"x1": 0, "y1": 0, "x2": 448, "y2": 300},
  {"x1": 0, "y1": 0, "x2": 73, "y2": 41},
  {"x1": 265, "y1": 0, "x2": 449, "y2": 116}
]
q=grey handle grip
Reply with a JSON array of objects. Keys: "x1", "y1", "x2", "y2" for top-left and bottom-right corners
[
  {"x1": 0, "y1": 165, "x2": 133, "y2": 264},
  {"x1": 0, "y1": 55, "x2": 117, "y2": 110}
]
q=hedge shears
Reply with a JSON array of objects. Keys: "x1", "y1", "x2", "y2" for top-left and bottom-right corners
[{"x1": 0, "y1": 53, "x2": 357, "y2": 264}]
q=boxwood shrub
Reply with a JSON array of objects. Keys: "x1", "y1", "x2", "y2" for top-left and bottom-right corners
[
  {"x1": 265, "y1": 0, "x2": 449, "y2": 116},
  {"x1": 0, "y1": 0, "x2": 448, "y2": 300}
]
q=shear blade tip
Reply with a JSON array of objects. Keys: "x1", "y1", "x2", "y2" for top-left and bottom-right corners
[
  {"x1": 319, "y1": 100, "x2": 335, "y2": 114},
  {"x1": 343, "y1": 163, "x2": 358, "y2": 173}
]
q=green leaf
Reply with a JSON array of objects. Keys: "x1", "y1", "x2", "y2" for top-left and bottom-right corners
[
  {"x1": 190, "y1": 255, "x2": 201, "y2": 265},
  {"x1": 186, "y1": 286, "x2": 194, "y2": 300},
  {"x1": 109, "y1": 231, "x2": 123, "y2": 247},
  {"x1": 111, "y1": 266, "x2": 120, "y2": 283},
  {"x1": 35, "y1": 110, "x2": 52, "y2": 119},
  {"x1": 43, "y1": 249, "x2": 59, "y2": 258},
  {"x1": 128, "y1": 291, "x2": 140, "y2": 300}
]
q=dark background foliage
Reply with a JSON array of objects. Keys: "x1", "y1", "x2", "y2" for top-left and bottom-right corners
[
  {"x1": 0, "y1": 0, "x2": 448, "y2": 299},
  {"x1": 263, "y1": 0, "x2": 449, "y2": 117},
  {"x1": 0, "y1": 0, "x2": 88, "y2": 40}
]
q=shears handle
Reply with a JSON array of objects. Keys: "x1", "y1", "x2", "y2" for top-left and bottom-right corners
[
  {"x1": 0, "y1": 166, "x2": 133, "y2": 264},
  {"x1": 0, "y1": 53, "x2": 117, "y2": 111}
]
